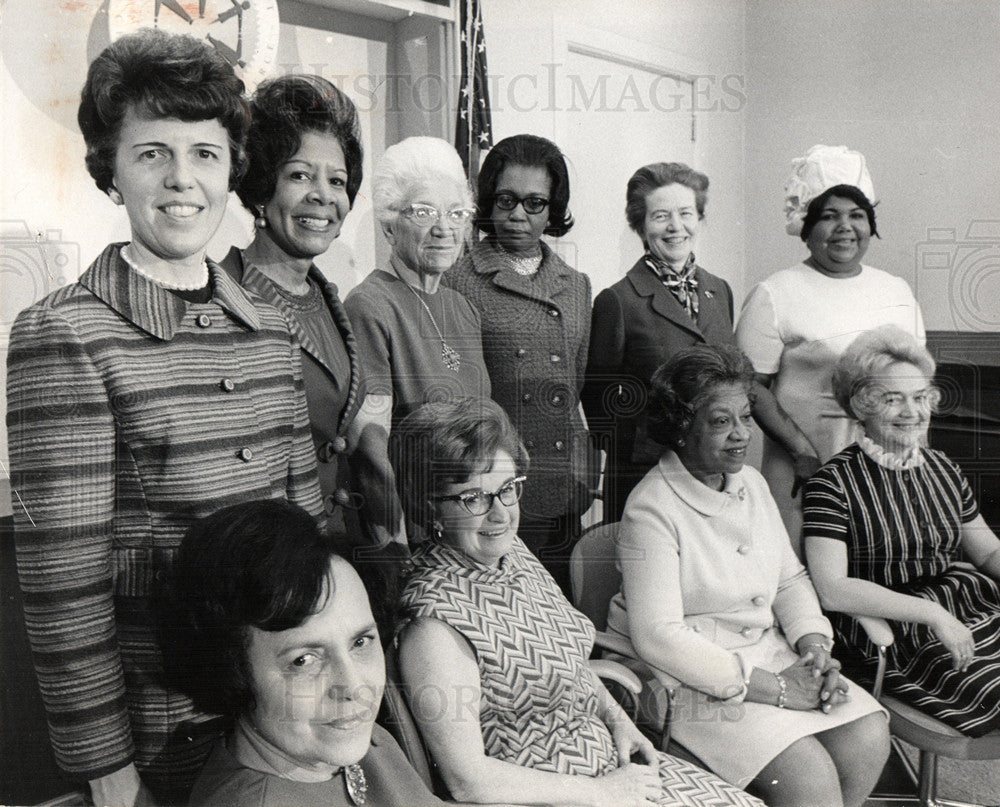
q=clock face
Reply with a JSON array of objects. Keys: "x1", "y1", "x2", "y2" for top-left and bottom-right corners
[{"x1": 108, "y1": 0, "x2": 280, "y2": 91}]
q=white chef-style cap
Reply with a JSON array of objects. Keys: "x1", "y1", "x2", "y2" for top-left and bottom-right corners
[{"x1": 784, "y1": 145, "x2": 875, "y2": 236}]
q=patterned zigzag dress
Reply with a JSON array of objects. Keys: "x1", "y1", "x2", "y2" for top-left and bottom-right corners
[{"x1": 399, "y1": 538, "x2": 762, "y2": 806}]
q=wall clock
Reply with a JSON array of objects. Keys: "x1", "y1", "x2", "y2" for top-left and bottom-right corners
[{"x1": 108, "y1": 0, "x2": 281, "y2": 91}]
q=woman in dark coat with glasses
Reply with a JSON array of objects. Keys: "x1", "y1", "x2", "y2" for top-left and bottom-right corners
[{"x1": 443, "y1": 134, "x2": 596, "y2": 595}]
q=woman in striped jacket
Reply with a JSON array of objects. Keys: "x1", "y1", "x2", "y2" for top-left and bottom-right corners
[{"x1": 6, "y1": 31, "x2": 323, "y2": 806}]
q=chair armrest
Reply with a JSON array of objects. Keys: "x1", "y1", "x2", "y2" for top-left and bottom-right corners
[
  {"x1": 589, "y1": 659, "x2": 642, "y2": 697},
  {"x1": 853, "y1": 614, "x2": 894, "y2": 649},
  {"x1": 593, "y1": 629, "x2": 640, "y2": 659},
  {"x1": 848, "y1": 613, "x2": 892, "y2": 699}
]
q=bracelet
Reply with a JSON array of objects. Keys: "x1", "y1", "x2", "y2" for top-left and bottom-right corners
[
  {"x1": 775, "y1": 672, "x2": 788, "y2": 708},
  {"x1": 801, "y1": 642, "x2": 828, "y2": 653}
]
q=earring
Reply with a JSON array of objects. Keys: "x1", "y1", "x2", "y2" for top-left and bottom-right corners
[
  {"x1": 676, "y1": 437, "x2": 686, "y2": 447},
  {"x1": 254, "y1": 205, "x2": 268, "y2": 229},
  {"x1": 432, "y1": 521, "x2": 444, "y2": 541},
  {"x1": 107, "y1": 186, "x2": 123, "y2": 205}
]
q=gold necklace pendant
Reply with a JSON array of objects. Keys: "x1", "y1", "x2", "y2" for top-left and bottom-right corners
[{"x1": 344, "y1": 763, "x2": 367, "y2": 805}]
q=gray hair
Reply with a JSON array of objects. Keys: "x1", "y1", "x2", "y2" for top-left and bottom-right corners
[
  {"x1": 832, "y1": 325, "x2": 936, "y2": 419},
  {"x1": 372, "y1": 136, "x2": 473, "y2": 225}
]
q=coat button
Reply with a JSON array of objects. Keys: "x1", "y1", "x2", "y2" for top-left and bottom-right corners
[
  {"x1": 220, "y1": 378, "x2": 235, "y2": 392},
  {"x1": 318, "y1": 442, "x2": 336, "y2": 463},
  {"x1": 549, "y1": 354, "x2": 561, "y2": 363},
  {"x1": 516, "y1": 348, "x2": 526, "y2": 357},
  {"x1": 333, "y1": 488, "x2": 353, "y2": 506},
  {"x1": 196, "y1": 314, "x2": 212, "y2": 328},
  {"x1": 552, "y1": 394, "x2": 563, "y2": 405},
  {"x1": 741, "y1": 627, "x2": 753, "y2": 638},
  {"x1": 548, "y1": 308, "x2": 560, "y2": 317},
  {"x1": 525, "y1": 439, "x2": 535, "y2": 449},
  {"x1": 737, "y1": 544, "x2": 750, "y2": 554},
  {"x1": 752, "y1": 596, "x2": 766, "y2": 606},
  {"x1": 522, "y1": 393, "x2": 531, "y2": 402},
  {"x1": 238, "y1": 447, "x2": 253, "y2": 462},
  {"x1": 554, "y1": 440, "x2": 566, "y2": 451}
]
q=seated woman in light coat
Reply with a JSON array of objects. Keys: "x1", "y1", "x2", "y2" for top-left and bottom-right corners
[{"x1": 607, "y1": 344, "x2": 889, "y2": 807}]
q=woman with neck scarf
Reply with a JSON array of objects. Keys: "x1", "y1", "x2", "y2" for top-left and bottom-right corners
[{"x1": 584, "y1": 162, "x2": 818, "y2": 521}]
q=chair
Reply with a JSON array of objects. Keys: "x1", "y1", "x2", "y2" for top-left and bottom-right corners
[
  {"x1": 854, "y1": 614, "x2": 1000, "y2": 807},
  {"x1": 379, "y1": 645, "x2": 442, "y2": 796},
  {"x1": 569, "y1": 521, "x2": 680, "y2": 750}
]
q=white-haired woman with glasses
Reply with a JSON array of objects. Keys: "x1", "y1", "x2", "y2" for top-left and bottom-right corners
[
  {"x1": 442, "y1": 134, "x2": 596, "y2": 595},
  {"x1": 344, "y1": 137, "x2": 490, "y2": 544},
  {"x1": 804, "y1": 325, "x2": 1000, "y2": 737}
]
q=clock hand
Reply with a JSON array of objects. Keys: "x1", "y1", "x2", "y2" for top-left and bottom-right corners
[
  {"x1": 214, "y1": 0, "x2": 249, "y2": 25},
  {"x1": 206, "y1": 34, "x2": 242, "y2": 65},
  {"x1": 199, "y1": 0, "x2": 207, "y2": 17},
  {"x1": 157, "y1": 0, "x2": 194, "y2": 23}
]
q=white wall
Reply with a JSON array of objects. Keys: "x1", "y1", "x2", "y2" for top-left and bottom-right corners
[
  {"x1": 744, "y1": 0, "x2": 1000, "y2": 332},
  {"x1": 481, "y1": 0, "x2": 748, "y2": 297}
]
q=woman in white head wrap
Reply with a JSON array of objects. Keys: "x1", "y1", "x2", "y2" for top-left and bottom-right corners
[{"x1": 735, "y1": 145, "x2": 925, "y2": 541}]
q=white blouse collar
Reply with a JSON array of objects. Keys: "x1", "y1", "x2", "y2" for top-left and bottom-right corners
[{"x1": 857, "y1": 433, "x2": 926, "y2": 470}]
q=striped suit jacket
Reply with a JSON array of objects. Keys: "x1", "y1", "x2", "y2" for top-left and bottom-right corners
[{"x1": 6, "y1": 244, "x2": 323, "y2": 790}]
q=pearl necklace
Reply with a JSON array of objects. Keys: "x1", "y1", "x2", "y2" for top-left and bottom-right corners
[
  {"x1": 120, "y1": 244, "x2": 209, "y2": 291},
  {"x1": 495, "y1": 240, "x2": 543, "y2": 276}
]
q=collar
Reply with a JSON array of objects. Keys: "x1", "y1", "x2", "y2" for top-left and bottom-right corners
[
  {"x1": 644, "y1": 251, "x2": 697, "y2": 283},
  {"x1": 409, "y1": 534, "x2": 532, "y2": 584},
  {"x1": 470, "y1": 237, "x2": 572, "y2": 279},
  {"x1": 80, "y1": 244, "x2": 261, "y2": 340},
  {"x1": 857, "y1": 433, "x2": 926, "y2": 470},
  {"x1": 223, "y1": 247, "x2": 361, "y2": 433},
  {"x1": 232, "y1": 717, "x2": 339, "y2": 783},
  {"x1": 657, "y1": 450, "x2": 749, "y2": 516}
]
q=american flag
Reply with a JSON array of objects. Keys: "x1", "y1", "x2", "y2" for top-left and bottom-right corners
[{"x1": 455, "y1": 0, "x2": 493, "y2": 181}]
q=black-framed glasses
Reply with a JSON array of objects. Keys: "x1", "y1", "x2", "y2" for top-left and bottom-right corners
[
  {"x1": 400, "y1": 204, "x2": 475, "y2": 226},
  {"x1": 494, "y1": 193, "x2": 550, "y2": 215},
  {"x1": 431, "y1": 476, "x2": 526, "y2": 516}
]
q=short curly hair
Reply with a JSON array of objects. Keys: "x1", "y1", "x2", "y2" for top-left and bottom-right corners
[
  {"x1": 236, "y1": 74, "x2": 364, "y2": 211},
  {"x1": 372, "y1": 136, "x2": 473, "y2": 226},
  {"x1": 475, "y1": 134, "x2": 574, "y2": 238},
  {"x1": 77, "y1": 29, "x2": 248, "y2": 194},
  {"x1": 800, "y1": 184, "x2": 879, "y2": 242},
  {"x1": 625, "y1": 162, "x2": 709, "y2": 236},
  {"x1": 646, "y1": 344, "x2": 755, "y2": 449},
  {"x1": 160, "y1": 500, "x2": 376, "y2": 719},
  {"x1": 390, "y1": 397, "x2": 528, "y2": 533},
  {"x1": 831, "y1": 325, "x2": 936, "y2": 420}
]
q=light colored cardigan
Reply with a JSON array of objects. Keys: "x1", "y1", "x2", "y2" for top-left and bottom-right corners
[{"x1": 607, "y1": 451, "x2": 832, "y2": 701}]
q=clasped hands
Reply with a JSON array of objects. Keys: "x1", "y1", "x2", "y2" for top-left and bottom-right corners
[{"x1": 778, "y1": 642, "x2": 849, "y2": 714}]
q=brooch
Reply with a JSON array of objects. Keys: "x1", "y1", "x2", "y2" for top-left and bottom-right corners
[{"x1": 344, "y1": 763, "x2": 368, "y2": 805}]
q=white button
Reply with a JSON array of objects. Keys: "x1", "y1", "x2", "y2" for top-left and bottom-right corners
[
  {"x1": 737, "y1": 544, "x2": 750, "y2": 554},
  {"x1": 752, "y1": 596, "x2": 766, "y2": 607},
  {"x1": 741, "y1": 627, "x2": 753, "y2": 637}
]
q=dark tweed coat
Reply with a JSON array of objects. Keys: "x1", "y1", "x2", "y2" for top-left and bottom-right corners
[
  {"x1": 443, "y1": 238, "x2": 595, "y2": 520},
  {"x1": 581, "y1": 256, "x2": 735, "y2": 520},
  {"x1": 6, "y1": 244, "x2": 323, "y2": 795}
]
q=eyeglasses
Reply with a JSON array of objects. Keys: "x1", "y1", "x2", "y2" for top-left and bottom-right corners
[
  {"x1": 400, "y1": 204, "x2": 475, "y2": 226},
  {"x1": 494, "y1": 193, "x2": 550, "y2": 215},
  {"x1": 431, "y1": 476, "x2": 526, "y2": 516}
]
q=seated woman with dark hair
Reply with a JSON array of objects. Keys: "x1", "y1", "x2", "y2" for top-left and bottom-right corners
[
  {"x1": 161, "y1": 499, "x2": 444, "y2": 807},
  {"x1": 607, "y1": 344, "x2": 888, "y2": 807}
]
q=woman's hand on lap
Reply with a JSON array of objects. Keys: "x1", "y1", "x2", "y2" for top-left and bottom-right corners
[
  {"x1": 609, "y1": 717, "x2": 657, "y2": 766},
  {"x1": 931, "y1": 609, "x2": 975, "y2": 671},
  {"x1": 594, "y1": 763, "x2": 661, "y2": 807}
]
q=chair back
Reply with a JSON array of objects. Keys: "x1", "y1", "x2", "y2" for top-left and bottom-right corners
[
  {"x1": 378, "y1": 644, "x2": 436, "y2": 792},
  {"x1": 569, "y1": 522, "x2": 622, "y2": 631}
]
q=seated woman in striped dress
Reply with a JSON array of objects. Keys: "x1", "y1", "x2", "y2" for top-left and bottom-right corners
[
  {"x1": 390, "y1": 398, "x2": 762, "y2": 807},
  {"x1": 805, "y1": 325, "x2": 1000, "y2": 737}
]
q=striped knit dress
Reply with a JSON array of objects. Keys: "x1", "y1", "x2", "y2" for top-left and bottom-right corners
[
  {"x1": 6, "y1": 245, "x2": 324, "y2": 800},
  {"x1": 803, "y1": 442, "x2": 1000, "y2": 736},
  {"x1": 399, "y1": 538, "x2": 762, "y2": 806}
]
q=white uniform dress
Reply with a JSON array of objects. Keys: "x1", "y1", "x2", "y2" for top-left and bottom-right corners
[
  {"x1": 607, "y1": 451, "x2": 886, "y2": 788},
  {"x1": 735, "y1": 262, "x2": 925, "y2": 539}
]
